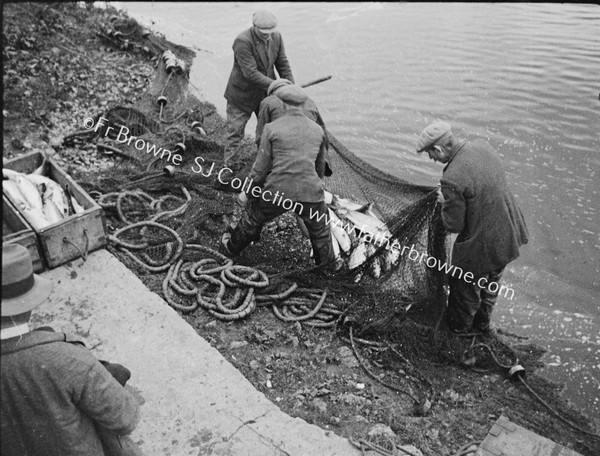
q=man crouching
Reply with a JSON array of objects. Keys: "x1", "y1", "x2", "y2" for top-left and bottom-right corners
[{"x1": 221, "y1": 84, "x2": 340, "y2": 272}]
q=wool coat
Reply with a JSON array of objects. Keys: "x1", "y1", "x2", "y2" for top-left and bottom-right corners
[
  {"x1": 224, "y1": 27, "x2": 294, "y2": 114},
  {"x1": 440, "y1": 138, "x2": 529, "y2": 278},
  {"x1": 255, "y1": 95, "x2": 322, "y2": 147},
  {"x1": 1, "y1": 328, "x2": 140, "y2": 456},
  {"x1": 249, "y1": 108, "x2": 327, "y2": 204}
]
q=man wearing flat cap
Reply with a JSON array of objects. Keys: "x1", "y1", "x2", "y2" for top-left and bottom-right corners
[
  {"x1": 223, "y1": 9, "x2": 295, "y2": 170},
  {"x1": 255, "y1": 79, "x2": 333, "y2": 178},
  {"x1": 255, "y1": 78, "x2": 325, "y2": 147},
  {"x1": 222, "y1": 84, "x2": 339, "y2": 272},
  {"x1": 0, "y1": 244, "x2": 142, "y2": 456},
  {"x1": 416, "y1": 121, "x2": 529, "y2": 334}
]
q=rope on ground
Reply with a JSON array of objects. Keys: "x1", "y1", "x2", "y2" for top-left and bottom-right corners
[
  {"x1": 159, "y1": 242, "x2": 342, "y2": 324},
  {"x1": 452, "y1": 440, "x2": 482, "y2": 456},
  {"x1": 517, "y1": 376, "x2": 600, "y2": 440},
  {"x1": 465, "y1": 343, "x2": 600, "y2": 440},
  {"x1": 462, "y1": 343, "x2": 513, "y2": 370},
  {"x1": 385, "y1": 341, "x2": 435, "y2": 391},
  {"x1": 349, "y1": 327, "x2": 419, "y2": 403},
  {"x1": 96, "y1": 187, "x2": 344, "y2": 324},
  {"x1": 349, "y1": 436, "x2": 422, "y2": 456},
  {"x1": 112, "y1": 221, "x2": 183, "y2": 272}
]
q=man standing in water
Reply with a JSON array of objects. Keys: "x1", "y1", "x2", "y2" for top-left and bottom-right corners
[
  {"x1": 223, "y1": 10, "x2": 295, "y2": 172},
  {"x1": 416, "y1": 121, "x2": 529, "y2": 334}
]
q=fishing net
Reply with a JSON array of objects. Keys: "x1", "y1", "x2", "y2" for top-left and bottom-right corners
[
  {"x1": 84, "y1": 15, "x2": 226, "y2": 176},
  {"x1": 322, "y1": 131, "x2": 448, "y2": 333},
  {"x1": 77, "y1": 22, "x2": 448, "y2": 335}
]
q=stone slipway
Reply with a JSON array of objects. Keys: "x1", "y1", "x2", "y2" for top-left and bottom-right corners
[{"x1": 33, "y1": 249, "x2": 360, "y2": 456}]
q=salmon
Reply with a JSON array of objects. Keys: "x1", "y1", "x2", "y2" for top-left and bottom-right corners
[
  {"x1": 42, "y1": 199, "x2": 63, "y2": 225},
  {"x1": 29, "y1": 176, "x2": 69, "y2": 217},
  {"x1": 2, "y1": 168, "x2": 22, "y2": 181},
  {"x1": 328, "y1": 209, "x2": 352, "y2": 253},
  {"x1": 20, "y1": 203, "x2": 49, "y2": 230},
  {"x1": 331, "y1": 231, "x2": 340, "y2": 258},
  {"x1": 370, "y1": 255, "x2": 382, "y2": 278},
  {"x1": 16, "y1": 174, "x2": 44, "y2": 211},
  {"x1": 3, "y1": 180, "x2": 29, "y2": 207},
  {"x1": 348, "y1": 239, "x2": 368, "y2": 270}
]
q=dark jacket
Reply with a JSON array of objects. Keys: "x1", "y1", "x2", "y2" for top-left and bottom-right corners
[
  {"x1": 1, "y1": 328, "x2": 140, "y2": 456},
  {"x1": 249, "y1": 108, "x2": 326, "y2": 203},
  {"x1": 255, "y1": 95, "x2": 323, "y2": 147},
  {"x1": 224, "y1": 27, "x2": 294, "y2": 114},
  {"x1": 440, "y1": 138, "x2": 529, "y2": 277}
]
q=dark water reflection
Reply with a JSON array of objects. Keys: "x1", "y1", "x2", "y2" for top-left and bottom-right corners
[{"x1": 121, "y1": 2, "x2": 599, "y2": 419}]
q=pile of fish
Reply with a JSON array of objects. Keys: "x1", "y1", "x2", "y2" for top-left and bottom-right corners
[
  {"x1": 2, "y1": 164, "x2": 85, "y2": 230},
  {"x1": 325, "y1": 191, "x2": 401, "y2": 279},
  {"x1": 301, "y1": 191, "x2": 400, "y2": 279}
]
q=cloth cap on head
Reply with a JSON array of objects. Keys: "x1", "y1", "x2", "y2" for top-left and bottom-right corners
[
  {"x1": 252, "y1": 10, "x2": 278, "y2": 33},
  {"x1": 267, "y1": 78, "x2": 292, "y2": 96},
  {"x1": 275, "y1": 85, "x2": 308, "y2": 106},
  {"x1": 416, "y1": 121, "x2": 452, "y2": 153},
  {"x1": 1, "y1": 244, "x2": 52, "y2": 317}
]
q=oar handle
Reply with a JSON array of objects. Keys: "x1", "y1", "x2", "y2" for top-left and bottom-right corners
[{"x1": 300, "y1": 75, "x2": 332, "y2": 89}]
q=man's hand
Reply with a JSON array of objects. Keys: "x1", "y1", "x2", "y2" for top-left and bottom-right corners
[{"x1": 237, "y1": 192, "x2": 248, "y2": 208}]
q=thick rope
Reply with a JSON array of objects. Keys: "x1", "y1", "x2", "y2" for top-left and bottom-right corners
[
  {"x1": 464, "y1": 343, "x2": 600, "y2": 440},
  {"x1": 98, "y1": 188, "x2": 343, "y2": 324}
]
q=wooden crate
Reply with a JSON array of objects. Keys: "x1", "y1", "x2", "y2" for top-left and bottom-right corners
[
  {"x1": 2, "y1": 195, "x2": 45, "y2": 273},
  {"x1": 3, "y1": 151, "x2": 107, "y2": 269}
]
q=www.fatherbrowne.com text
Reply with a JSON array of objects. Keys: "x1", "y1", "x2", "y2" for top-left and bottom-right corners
[{"x1": 84, "y1": 115, "x2": 514, "y2": 299}]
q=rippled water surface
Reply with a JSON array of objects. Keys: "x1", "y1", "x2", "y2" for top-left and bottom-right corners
[{"x1": 120, "y1": 2, "x2": 600, "y2": 419}]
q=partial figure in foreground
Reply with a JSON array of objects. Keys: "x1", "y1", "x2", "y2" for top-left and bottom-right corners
[
  {"x1": 221, "y1": 85, "x2": 341, "y2": 272},
  {"x1": 0, "y1": 244, "x2": 142, "y2": 456},
  {"x1": 223, "y1": 9, "x2": 295, "y2": 171},
  {"x1": 416, "y1": 121, "x2": 529, "y2": 334}
]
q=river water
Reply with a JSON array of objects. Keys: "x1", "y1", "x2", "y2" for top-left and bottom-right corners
[{"x1": 117, "y1": 2, "x2": 600, "y2": 420}]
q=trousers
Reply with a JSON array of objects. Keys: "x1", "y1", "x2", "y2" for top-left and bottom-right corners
[
  {"x1": 224, "y1": 102, "x2": 259, "y2": 166},
  {"x1": 229, "y1": 197, "x2": 335, "y2": 267},
  {"x1": 446, "y1": 267, "x2": 505, "y2": 332}
]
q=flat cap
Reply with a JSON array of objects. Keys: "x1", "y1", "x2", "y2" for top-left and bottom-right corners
[
  {"x1": 416, "y1": 121, "x2": 452, "y2": 153},
  {"x1": 253, "y1": 10, "x2": 278, "y2": 33},
  {"x1": 267, "y1": 78, "x2": 292, "y2": 96},
  {"x1": 275, "y1": 85, "x2": 308, "y2": 106}
]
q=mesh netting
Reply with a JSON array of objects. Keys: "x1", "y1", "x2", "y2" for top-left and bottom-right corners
[
  {"x1": 322, "y1": 130, "x2": 448, "y2": 332},
  {"x1": 79, "y1": 26, "x2": 448, "y2": 334}
]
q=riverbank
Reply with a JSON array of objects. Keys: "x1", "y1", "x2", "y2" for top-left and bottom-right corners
[{"x1": 2, "y1": 3, "x2": 598, "y2": 455}]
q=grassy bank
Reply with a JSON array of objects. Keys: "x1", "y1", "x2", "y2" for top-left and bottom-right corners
[{"x1": 3, "y1": 3, "x2": 599, "y2": 455}]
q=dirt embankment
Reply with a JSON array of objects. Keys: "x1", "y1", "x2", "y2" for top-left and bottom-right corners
[{"x1": 3, "y1": 3, "x2": 599, "y2": 456}]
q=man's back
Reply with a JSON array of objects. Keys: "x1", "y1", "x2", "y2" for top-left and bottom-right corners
[
  {"x1": 253, "y1": 110, "x2": 325, "y2": 203},
  {"x1": 255, "y1": 95, "x2": 323, "y2": 146},
  {"x1": 1, "y1": 331, "x2": 139, "y2": 456},
  {"x1": 441, "y1": 138, "x2": 529, "y2": 276}
]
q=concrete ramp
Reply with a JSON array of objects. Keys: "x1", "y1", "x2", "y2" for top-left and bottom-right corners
[{"x1": 34, "y1": 249, "x2": 359, "y2": 456}]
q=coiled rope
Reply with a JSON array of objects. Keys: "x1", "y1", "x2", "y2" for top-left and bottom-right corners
[{"x1": 99, "y1": 187, "x2": 344, "y2": 325}]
